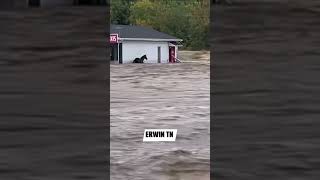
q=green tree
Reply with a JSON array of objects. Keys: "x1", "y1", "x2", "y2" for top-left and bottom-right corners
[
  {"x1": 112, "y1": 0, "x2": 210, "y2": 50},
  {"x1": 187, "y1": 0, "x2": 210, "y2": 49},
  {"x1": 111, "y1": 0, "x2": 132, "y2": 25}
]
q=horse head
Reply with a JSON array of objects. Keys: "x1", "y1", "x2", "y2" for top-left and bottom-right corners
[{"x1": 141, "y1": 55, "x2": 147, "y2": 61}]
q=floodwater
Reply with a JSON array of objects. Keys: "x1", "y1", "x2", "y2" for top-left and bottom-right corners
[
  {"x1": 212, "y1": 1, "x2": 320, "y2": 179},
  {"x1": 0, "y1": 7, "x2": 108, "y2": 179},
  {"x1": 110, "y1": 62, "x2": 210, "y2": 180}
]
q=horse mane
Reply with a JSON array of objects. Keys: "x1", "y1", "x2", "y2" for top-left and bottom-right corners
[
  {"x1": 141, "y1": 54, "x2": 147, "y2": 59},
  {"x1": 133, "y1": 55, "x2": 147, "y2": 63}
]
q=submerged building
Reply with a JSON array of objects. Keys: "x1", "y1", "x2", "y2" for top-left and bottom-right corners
[{"x1": 110, "y1": 24, "x2": 183, "y2": 64}]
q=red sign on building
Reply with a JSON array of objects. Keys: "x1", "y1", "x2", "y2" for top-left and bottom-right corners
[{"x1": 110, "y1": 34, "x2": 119, "y2": 44}]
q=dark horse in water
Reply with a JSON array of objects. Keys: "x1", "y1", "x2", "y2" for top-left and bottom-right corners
[{"x1": 133, "y1": 55, "x2": 148, "y2": 63}]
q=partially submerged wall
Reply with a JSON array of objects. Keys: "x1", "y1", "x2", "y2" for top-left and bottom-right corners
[{"x1": 122, "y1": 41, "x2": 169, "y2": 63}]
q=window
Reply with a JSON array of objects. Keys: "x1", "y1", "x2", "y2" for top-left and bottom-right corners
[{"x1": 111, "y1": 44, "x2": 118, "y2": 61}]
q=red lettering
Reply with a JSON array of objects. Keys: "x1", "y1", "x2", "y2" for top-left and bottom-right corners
[{"x1": 110, "y1": 34, "x2": 118, "y2": 43}]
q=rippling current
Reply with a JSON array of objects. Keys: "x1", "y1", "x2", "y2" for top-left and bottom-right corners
[
  {"x1": 111, "y1": 63, "x2": 210, "y2": 180},
  {"x1": 212, "y1": 1, "x2": 320, "y2": 179},
  {"x1": 1, "y1": 7, "x2": 108, "y2": 179}
]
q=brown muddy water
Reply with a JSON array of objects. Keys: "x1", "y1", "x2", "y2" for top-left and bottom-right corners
[
  {"x1": 212, "y1": 1, "x2": 320, "y2": 179},
  {"x1": 111, "y1": 61, "x2": 210, "y2": 180},
  {"x1": 0, "y1": 7, "x2": 108, "y2": 179}
]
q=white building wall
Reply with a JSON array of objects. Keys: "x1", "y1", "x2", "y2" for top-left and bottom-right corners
[
  {"x1": 122, "y1": 41, "x2": 169, "y2": 64},
  {"x1": 175, "y1": 46, "x2": 178, "y2": 61}
]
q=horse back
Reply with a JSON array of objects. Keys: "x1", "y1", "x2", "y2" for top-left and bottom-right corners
[{"x1": 133, "y1": 58, "x2": 139, "y2": 63}]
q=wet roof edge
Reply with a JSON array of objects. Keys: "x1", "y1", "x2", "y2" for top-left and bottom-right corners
[{"x1": 120, "y1": 38, "x2": 183, "y2": 42}]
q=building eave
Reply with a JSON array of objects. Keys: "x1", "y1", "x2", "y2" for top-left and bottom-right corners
[{"x1": 120, "y1": 38, "x2": 183, "y2": 42}]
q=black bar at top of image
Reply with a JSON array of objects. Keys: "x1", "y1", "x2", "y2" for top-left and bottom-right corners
[
  {"x1": 0, "y1": 0, "x2": 109, "y2": 179},
  {"x1": 211, "y1": 0, "x2": 320, "y2": 179}
]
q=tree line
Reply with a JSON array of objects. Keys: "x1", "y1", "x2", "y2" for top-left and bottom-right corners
[{"x1": 111, "y1": 0, "x2": 210, "y2": 50}]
